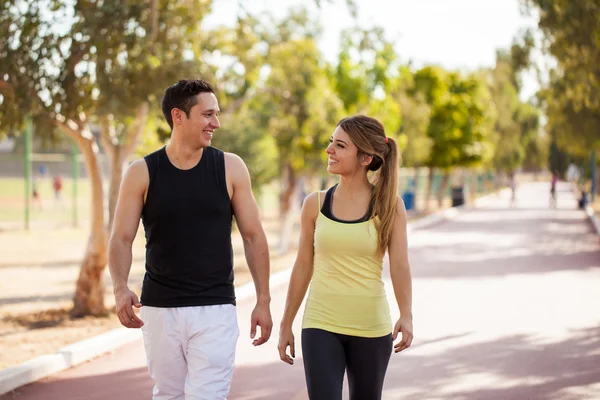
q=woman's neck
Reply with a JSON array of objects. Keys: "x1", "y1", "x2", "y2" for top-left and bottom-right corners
[{"x1": 336, "y1": 173, "x2": 372, "y2": 199}]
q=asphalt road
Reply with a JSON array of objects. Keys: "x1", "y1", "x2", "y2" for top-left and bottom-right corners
[{"x1": 4, "y1": 181, "x2": 600, "y2": 400}]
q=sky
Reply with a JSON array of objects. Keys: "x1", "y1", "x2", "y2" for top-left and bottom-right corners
[{"x1": 204, "y1": 0, "x2": 540, "y2": 100}]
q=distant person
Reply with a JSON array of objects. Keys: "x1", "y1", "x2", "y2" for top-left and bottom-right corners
[
  {"x1": 550, "y1": 172, "x2": 558, "y2": 208},
  {"x1": 52, "y1": 173, "x2": 63, "y2": 205},
  {"x1": 509, "y1": 173, "x2": 517, "y2": 207},
  {"x1": 566, "y1": 163, "x2": 580, "y2": 184},
  {"x1": 108, "y1": 79, "x2": 272, "y2": 400},
  {"x1": 32, "y1": 177, "x2": 42, "y2": 210},
  {"x1": 578, "y1": 188, "x2": 589, "y2": 209},
  {"x1": 278, "y1": 115, "x2": 414, "y2": 400}
]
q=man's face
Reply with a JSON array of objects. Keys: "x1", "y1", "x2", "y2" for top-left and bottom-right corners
[{"x1": 176, "y1": 92, "x2": 221, "y2": 148}]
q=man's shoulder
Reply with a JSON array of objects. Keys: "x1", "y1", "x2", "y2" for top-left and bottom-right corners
[
  {"x1": 128, "y1": 158, "x2": 149, "y2": 171},
  {"x1": 144, "y1": 146, "x2": 165, "y2": 160},
  {"x1": 124, "y1": 159, "x2": 150, "y2": 184},
  {"x1": 222, "y1": 151, "x2": 246, "y2": 168}
]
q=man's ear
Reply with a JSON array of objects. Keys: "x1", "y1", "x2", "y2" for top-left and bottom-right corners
[{"x1": 171, "y1": 108, "x2": 184, "y2": 126}]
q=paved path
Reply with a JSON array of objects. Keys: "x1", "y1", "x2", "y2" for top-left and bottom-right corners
[{"x1": 3, "y1": 182, "x2": 600, "y2": 400}]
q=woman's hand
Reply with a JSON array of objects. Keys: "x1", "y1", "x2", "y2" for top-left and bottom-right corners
[
  {"x1": 277, "y1": 326, "x2": 296, "y2": 365},
  {"x1": 393, "y1": 315, "x2": 413, "y2": 353}
]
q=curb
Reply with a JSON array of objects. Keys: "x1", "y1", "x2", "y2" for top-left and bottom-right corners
[
  {"x1": 0, "y1": 269, "x2": 294, "y2": 397},
  {"x1": 0, "y1": 328, "x2": 142, "y2": 396},
  {"x1": 0, "y1": 189, "x2": 500, "y2": 396},
  {"x1": 569, "y1": 184, "x2": 600, "y2": 235},
  {"x1": 405, "y1": 188, "x2": 509, "y2": 233},
  {"x1": 584, "y1": 205, "x2": 600, "y2": 235},
  {"x1": 406, "y1": 206, "x2": 461, "y2": 233}
]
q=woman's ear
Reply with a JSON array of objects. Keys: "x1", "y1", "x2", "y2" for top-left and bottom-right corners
[{"x1": 361, "y1": 154, "x2": 374, "y2": 168}]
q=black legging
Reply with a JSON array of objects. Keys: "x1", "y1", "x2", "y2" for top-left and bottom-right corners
[{"x1": 301, "y1": 328, "x2": 393, "y2": 400}]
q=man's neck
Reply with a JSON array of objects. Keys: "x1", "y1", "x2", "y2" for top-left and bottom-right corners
[{"x1": 165, "y1": 134, "x2": 205, "y2": 169}]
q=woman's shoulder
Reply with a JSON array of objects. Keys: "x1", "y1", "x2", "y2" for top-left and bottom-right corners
[{"x1": 303, "y1": 190, "x2": 327, "y2": 211}]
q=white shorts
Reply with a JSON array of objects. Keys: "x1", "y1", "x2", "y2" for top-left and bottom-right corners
[{"x1": 140, "y1": 304, "x2": 239, "y2": 400}]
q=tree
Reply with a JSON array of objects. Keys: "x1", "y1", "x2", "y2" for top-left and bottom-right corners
[
  {"x1": 487, "y1": 49, "x2": 541, "y2": 175},
  {"x1": 414, "y1": 67, "x2": 495, "y2": 207},
  {"x1": 389, "y1": 66, "x2": 432, "y2": 168},
  {"x1": 202, "y1": 14, "x2": 278, "y2": 192},
  {"x1": 517, "y1": 102, "x2": 545, "y2": 172},
  {"x1": 261, "y1": 36, "x2": 344, "y2": 250},
  {"x1": 211, "y1": 102, "x2": 278, "y2": 194},
  {"x1": 1, "y1": 0, "x2": 108, "y2": 316},
  {"x1": 0, "y1": 0, "x2": 214, "y2": 316},
  {"x1": 521, "y1": 0, "x2": 600, "y2": 154}
]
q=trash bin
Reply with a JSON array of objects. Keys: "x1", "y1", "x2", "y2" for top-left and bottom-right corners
[
  {"x1": 451, "y1": 186, "x2": 465, "y2": 207},
  {"x1": 578, "y1": 192, "x2": 589, "y2": 209},
  {"x1": 402, "y1": 191, "x2": 414, "y2": 211}
]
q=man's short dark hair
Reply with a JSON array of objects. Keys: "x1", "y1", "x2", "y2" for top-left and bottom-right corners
[{"x1": 161, "y1": 79, "x2": 215, "y2": 130}]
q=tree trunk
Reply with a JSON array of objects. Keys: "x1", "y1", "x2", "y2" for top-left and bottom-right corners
[
  {"x1": 425, "y1": 167, "x2": 434, "y2": 212},
  {"x1": 437, "y1": 172, "x2": 450, "y2": 209},
  {"x1": 101, "y1": 103, "x2": 149, "y2": 232},
  {"x1": 469, "y1": 170, "x2": 477, "y2": 204},
  {"x1": 72, "y1": 137, "x2": 108, "y2": 317},
  {"x1": 107, "y1": 146, "x2": 123, "y2": 232},
  {"x1": 411, "y1": 168, "x2": 421, "y2": 211},
  {"x1": 278, "y1": 163, "x2": 298, "y2": 254}
]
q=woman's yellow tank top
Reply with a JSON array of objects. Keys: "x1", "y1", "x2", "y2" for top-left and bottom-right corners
[{"x1": 302, "y1": 191, "x2": 392, "y2": 337}]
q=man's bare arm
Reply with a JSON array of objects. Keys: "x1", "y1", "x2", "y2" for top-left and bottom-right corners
[
  {"x1": 227, "y1": 153, "x2": 271, "y2": 303},
  {"x1": 108, "y1": 159, "x2": 148, "y2": 328},
  {"x1": 226, "y1": 153, "x2": 272, "y2": 345}
]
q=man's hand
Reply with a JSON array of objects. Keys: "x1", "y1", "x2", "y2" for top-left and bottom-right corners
[
  {"x1": 393, "y1": 315, "x2": 413, "y2": 353},
  {"x1": 250, "y1": 302, "x2": 272, "y2": 346},
  {"x1": 115, "y1": 287, "x2": 144, "y2": 329}
]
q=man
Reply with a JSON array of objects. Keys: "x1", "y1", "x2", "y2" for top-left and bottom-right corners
[{"x1": 108, "y1": 79, "x2": 272, "y2": 400}]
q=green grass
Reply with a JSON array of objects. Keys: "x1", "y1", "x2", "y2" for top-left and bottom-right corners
[
  {"x1": 0, "y1": 177, "x2": 282, "y2": 227},
  {"x1": 0, "y1": 177, "x2": 94, "y2": 226},
  {"x1": 1, "y1": 174, "x2": 494, "y2": 228}
]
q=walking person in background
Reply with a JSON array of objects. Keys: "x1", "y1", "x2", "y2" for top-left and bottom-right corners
[
  {"x1": 108, "y1": 79, "x2": 272, "y2": 400},
  {"x1": 278, "y1": 115, "x2": 414, "y2": 400},
  {"x1": 52, "y1": 173, "x2": 63, "y2": 209},
  {"x1": 32, "y1": 175, "x2": 42, "y2": 210},
  {"x1": 550, "y1": 172, "x2": 558, "y2": 208},
  {"x1": 509, "y1": 173, "x2": 517, "y2": 207}
]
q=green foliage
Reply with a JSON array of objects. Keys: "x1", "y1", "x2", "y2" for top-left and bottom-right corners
[
  {"x1": 0, "y1": 0, "x2": 66, "y2": 135},
  {"x1": 413, "y1": 66, "x2": 449, "y2": 106},
  {"x1": 415, "y1": 68, "x2": 494, "y2": 169},
  {"x1": 332, "y1": 49, "x2": 368, "y2": 112},
  {"x1": 258, "y1": 31, "x2": 343, "y2": 176},
  {"x1": 389, "y1": 66, "x2": 432, "y2": 167},
  {"x1": 487, "y1": 50, "x2": 542, "y2": 173},
  {"x1": 548, "y1": 137, "x2": 570, "y2": 177},
  {"x1": 0, "y1": 0, "x2": 215, "y2": 146},
  {"x1": 211, "y1": 103, "x2": 278, "y2": 191},
  {"x1": 1, "y1": 0, "x2": 551, "y2": 185},
  {"x1": 522, "y1": 0, "x2": 600, "y2": 155}
]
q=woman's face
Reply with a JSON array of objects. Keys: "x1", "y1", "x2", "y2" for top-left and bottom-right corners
[{"x1": 326, "y1": 126, "x2": 366, "y2": 175}]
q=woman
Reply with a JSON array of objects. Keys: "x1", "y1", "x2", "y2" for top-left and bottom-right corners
[{"x1": 277, "y1": 115, "x2": 414, "y2": 400}]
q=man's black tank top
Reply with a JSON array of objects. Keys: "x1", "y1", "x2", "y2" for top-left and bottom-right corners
[{"x1": 140, "y1": 146, "x2": 235, "y2": 307}]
